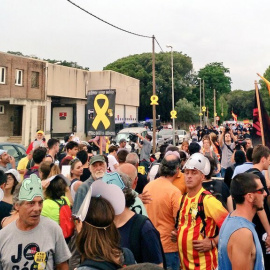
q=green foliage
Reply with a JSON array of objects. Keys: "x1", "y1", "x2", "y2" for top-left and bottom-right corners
[
  {"x1": 175, "y1": 98, "x2": 200, "y2": 124},
  {"x1": 198, "y1": 62, "x2": 232, "y2": 116},
  {"x1": 104, "y1": 52, "x2": 193, "y2": 121},
  {"x1": 258, "y1": 66, "x2": 270, "y2": 115}
]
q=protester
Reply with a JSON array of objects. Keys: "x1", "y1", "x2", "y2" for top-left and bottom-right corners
[
  {"x1": 0, "y1": 150, "x2": 16, "y2": 172},
  {"x1": 218, "y1": 173, "x2": 266, "y2": 269},
  {"x1": 218, "y1": 126, "x2": 237, "y2": 177},
  {"x1": 113, "y1": 171, "x2": 164, "y2": 266},
  {"x1": 232, "y1": 147, "x2": 253, "y2": 178},
  {"x1": 117, "y1": 149, "x2": 129, "y2": 165},
  {"x1": 74, "y1": 180, "x2": 135, "y2": 269},
  {"x1": 144, "y1": 153, "x2": 182, "y2": 270},
  {"x1": 136, "y1": 133, "x2": 152, "y2": 173},
  {"x1": 175, "y1": 153, "x2": 228, "y2": 270},
  {"x1": 108, "y1": 145, "x2": 119, "y2": 172},
  {"x1": 246, "y1": 144, "x2": 270, "y2": 267},
  {"x1": 203, "y1": 157, "x2": 233, "y2": 212},
  {"x1": 24, "y1": 147, "x2": 47, "y2": 179},
  {"x1": 26, "y1": 130, "x2": 47, "y2": 154},
  {"x1": 17, "y1": 150, "x2": 33, "y2": 181},
  {"x1": 76, "y1": 150, "x2": 91, "y2": 182},
  {"x1": 41, "y1": 174, "x2": 72, "y2": 241},
  {"x1": 117, "y1": 163, "x2": 147, "y2": 216},
  {"x1": 59, "y1": 141, "x2": 79, "y2": 169},
  {"x1": 118, "y1": 138, "x2": 129, "y2": 153},
  {"x1": 44, "y1": 138, "x2": 60, "y2": 163},
  {"x1": 90, "y1": 136, "x2": 108, "y2": 154},
  {"x1": 69, "y1": 158, "x2": 83, "y2": 201},
  {"x1": 0, "y1": 174, "x2": 71, "y2": 269},
  {"x1": 180, "y1": 141, "x2": 189, "y2": 157}
]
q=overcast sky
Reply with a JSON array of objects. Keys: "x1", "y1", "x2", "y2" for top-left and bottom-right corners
[{"x1": 1, "y1": 0, "x2": 269, "y2": 90}]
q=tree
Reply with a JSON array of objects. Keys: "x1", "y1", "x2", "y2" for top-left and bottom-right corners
[
  {"x1": 175, "y1": 98, "x2": 200, "y2": 125},
  {"x1": 258, "y1": 66, "x2": 270, "y2": 115},
  {"x1": 198, "y1": 62, "x2": 232, "y2": 117},
  {"x1": 104, "y1": 52, "x2": 193, "y2": 121}
]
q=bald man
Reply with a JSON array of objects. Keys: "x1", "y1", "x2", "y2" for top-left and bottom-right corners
[{"x1": 117, "y1": 163, "x2": 147, "y2": 216}]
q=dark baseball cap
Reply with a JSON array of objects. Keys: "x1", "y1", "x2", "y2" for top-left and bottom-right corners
[{"x1": 89, "y1": 155, "x2": 106, "y2": 165}]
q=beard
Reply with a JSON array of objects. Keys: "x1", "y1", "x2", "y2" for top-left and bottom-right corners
[
  {"x1": 93, "y1": 170, "x2": 105, "y2": 180},
  {"x1": 252, "y1": 198, "x2": 264, "y2": 212}
]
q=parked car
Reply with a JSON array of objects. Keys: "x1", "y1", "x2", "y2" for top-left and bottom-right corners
[
  {"x1": 175, "y1": 130, "x2": 190, "y2": 143},
  {"x1": 0, "y1": 142, "x2": 27, "y2": 168},
  {"x1": 157, "y1": 129, "x2": 180, "y2": 145}
]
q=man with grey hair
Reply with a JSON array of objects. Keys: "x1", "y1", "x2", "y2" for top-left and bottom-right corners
[
  {"x1": 143, "y1": 153, "x2": 182, "y2": 270},
  {"x1": 117, "y1": 163, "x2": 147, "y2": 216},
  {"x1": 0, "y1": 174, "x2": 71, "y2": 270}
]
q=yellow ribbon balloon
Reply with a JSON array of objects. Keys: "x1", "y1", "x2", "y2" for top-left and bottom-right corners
[
  {"x1": 170, "y1": 110, "x2": 177, "y2": 119},
  {"x1": 92, "y1": 94, "x2": 110, "y2": 130},
  {"x1": 150, "y1": 95, "x2": 159, "y2": 105}
]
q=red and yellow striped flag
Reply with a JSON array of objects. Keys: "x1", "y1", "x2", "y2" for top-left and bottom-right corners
[
  {"x1": 257, "y1": 73, "x2": 270, "y2": 95},
  {"x1": 231, "y1": 111, "x2": 237, "y2": 121}
]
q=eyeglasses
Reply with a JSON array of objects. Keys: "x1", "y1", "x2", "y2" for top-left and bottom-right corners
[{"x1": 252, "y1": 188, "x2": 265, "y2": 194}]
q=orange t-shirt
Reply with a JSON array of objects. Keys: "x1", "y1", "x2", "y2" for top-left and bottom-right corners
[
  {"x1": 173, "y1": 171, "x2": 187, "y2": 195},
  {"x1": 143, "y1": 177, "x2": 182, "y2": 253}
]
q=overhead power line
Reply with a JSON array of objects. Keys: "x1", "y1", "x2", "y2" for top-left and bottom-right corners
[{"x1": 67, "y1": 0, "x2": 164, "y2": 51}]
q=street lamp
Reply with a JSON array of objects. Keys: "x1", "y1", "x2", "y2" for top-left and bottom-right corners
[
  {"x1": 166, "y1": 44, "x2": 176, "y2": 146},
  {"x1": 198, "y1": 77, "x2": 202, "y2": 127}
]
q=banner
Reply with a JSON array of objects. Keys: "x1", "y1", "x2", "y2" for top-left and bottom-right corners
[
  {"x1": 252, "y1": 90, "x2": 270, "y2": 148},
  {"x1": 86, "y1": 89, "x2": 116, "y2": 136}
]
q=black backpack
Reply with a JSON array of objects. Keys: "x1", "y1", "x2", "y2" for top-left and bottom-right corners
[
  {"x1": 129, "y1": 214, "x2": 167, "y2": 269},
  {"x1": 175, "y1": 191, "x2": 219, "y2": 238}
]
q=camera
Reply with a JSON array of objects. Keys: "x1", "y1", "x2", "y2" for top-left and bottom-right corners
[
  {"x1": 225, "y1": 125, "x2": 230, "y2": 132},
  {"x1": 128, "y1": 133, "x2": 138, "y2": 143},
  {"x1": 235, "y1": 140, "x2": 247, "y2": 151}
]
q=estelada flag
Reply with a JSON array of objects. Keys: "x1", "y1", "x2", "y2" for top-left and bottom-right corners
[
  {"x1": 252, "y1": 90, "x2": 270, "y2": 148},
  {"x1": 231, "y1": 111, "x2": 237, "y2": 121},
  {"x1": 257, "y1": 73, "x2": 270, "y2": 96}
]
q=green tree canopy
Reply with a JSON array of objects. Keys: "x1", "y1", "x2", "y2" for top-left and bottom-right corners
[
  {"x1": 104, "y1": 52, "x2": 193, "y2": 121},
  {"x1": 175, "y1": 98, "x2": 200, "y2": 124},
  {"x1": 197, "y1": 62, "x2": 232, "y2": 117}
]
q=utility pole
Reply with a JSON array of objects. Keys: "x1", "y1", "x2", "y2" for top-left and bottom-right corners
[
  {"x1": 203, "y1": 80, "x2": 205, "y2": 126},
  {"x1": 152, "y1": 35, "x2": 156, "y2": 153},
  {"x1": 213, "y1": 89, "x2": 216, "y2": 126}
]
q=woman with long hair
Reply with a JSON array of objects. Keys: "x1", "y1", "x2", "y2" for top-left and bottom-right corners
[
  {"x1": 69, "y1": 158, "x2": 83, "y2": 201},
  {"x1": 75, "y1": 180, "x2": 135, "y2": 269}
]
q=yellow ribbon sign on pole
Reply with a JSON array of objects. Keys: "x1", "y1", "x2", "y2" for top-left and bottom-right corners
[
  {"x1": 202, "y1": 106, "x2": 206, "y2": 112},
  {"x1": 150, "y1": 95, "x2": 159, "y2": 105},
  {"x1": 170, "y1": 110, "x2": 177, "y2": 119},
  {"x1": 92, "y1": 94, "x2": 110, "y2": 130}
]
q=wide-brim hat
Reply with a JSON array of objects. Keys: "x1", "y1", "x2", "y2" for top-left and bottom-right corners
[{"x1": 5, "y1": 169, "x2": 20, "y2": 183}]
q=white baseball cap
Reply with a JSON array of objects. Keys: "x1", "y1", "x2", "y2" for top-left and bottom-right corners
[
  {"x1": 5, "y1": 169, "x2": 20, "y2": 183},
  {"x1": 0, "y1": 150, "x2": 7, "y2": 156},
  {"x1": 183, "y1": 153, "x2": 210, "y2": 175}
]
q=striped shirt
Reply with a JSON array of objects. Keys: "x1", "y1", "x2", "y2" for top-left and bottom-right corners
[{"x1": 177, "y1": 188, "x2": 228, "y2": 270}]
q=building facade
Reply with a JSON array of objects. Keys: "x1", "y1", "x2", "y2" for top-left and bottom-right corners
[{"x1": 0, "y1": 52, "x2": 139, "y2": 146}]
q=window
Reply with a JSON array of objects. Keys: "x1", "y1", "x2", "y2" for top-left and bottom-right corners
[
  {"x1": 31, "y1": 71, "x2": 39, "y2": 88},
  {"x1": 0, "y1": 67, "x2": 6, "y2": 84},
  {"x1": 0, "y1": 105, "x2": 4, "y2": 114},
  {"x1": 15, "y1": 69, "x2": 23, "y2": 86}
]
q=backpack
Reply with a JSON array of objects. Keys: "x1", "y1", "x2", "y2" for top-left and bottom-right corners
[
  {"x1": 175, "y1": 191, "x2": 219, "y2": 238},
  {"x1": 53, "y1": 198, "x2": 74, "y2": 239},
  {"x1": 79, "y1": 248, "x2": 135, "y2": 270},
  {"x1": 129, "y1": 214, "x2": 167, "y2": 269}
]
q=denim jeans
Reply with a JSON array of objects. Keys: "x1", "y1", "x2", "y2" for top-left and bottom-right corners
[
  {"x1": 220, "y1": 167, "x2": 226, "y2": 178},
  {"x1": 164, "y1": 252, "x2": 180, "y2": 270}
]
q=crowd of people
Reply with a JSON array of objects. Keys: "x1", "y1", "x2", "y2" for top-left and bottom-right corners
[{"x1": 0, "y1": 123, "x2": 269, "y2": 270}]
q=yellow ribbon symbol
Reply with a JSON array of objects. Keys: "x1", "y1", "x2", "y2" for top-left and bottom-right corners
[
  {"x1": 171, "y1": 110, "x2": 177, "y2": 119},
  {"x1": 202, "y1": 106, "x2": 206, "y2": 112},
  {"x1": 92, "y1": 94, "x2": 110, "y2": 130},
  {"x1": 150, "y1": 95, "x2": 159, "y2": 105}
]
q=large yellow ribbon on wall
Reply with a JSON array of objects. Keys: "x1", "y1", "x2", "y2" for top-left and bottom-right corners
[{"x1": 92, "y1": 94, "x2": 110, "y2": 130}]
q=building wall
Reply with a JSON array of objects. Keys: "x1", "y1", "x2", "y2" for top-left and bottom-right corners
[
  {"x1": 0, "y1": 52, "x2": 46, "y2": 100},
  {"x1": 0, "y1": 102, "x2": 13, "y2": 136}
]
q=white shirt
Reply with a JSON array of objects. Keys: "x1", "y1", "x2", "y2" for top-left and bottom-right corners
[{"x1": 108, "y1": 154, "x2": 119, "y2": 172}]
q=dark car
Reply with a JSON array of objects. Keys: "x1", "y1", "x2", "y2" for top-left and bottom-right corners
[{"x1": 0, "y1": 142, "x2": 27, "y2": 167}]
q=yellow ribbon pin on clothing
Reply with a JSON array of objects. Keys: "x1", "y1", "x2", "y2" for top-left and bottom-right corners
[
  {"x1": 170, "y1": 110, "x2": 177, "y2": 119},
  {"x1": 92, "y1": 94, "x2": 110, "y2": 130},
  {"x1": 138, "y1": 166, "x2": 146, "y2": 175},
  {"x1": 150, "y1": 95, "x2": 159, "y2": 105}
]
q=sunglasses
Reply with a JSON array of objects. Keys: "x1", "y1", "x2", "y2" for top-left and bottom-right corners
[{"x1": 252, "y1": 188, "x2": 265, "y2": 195}]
